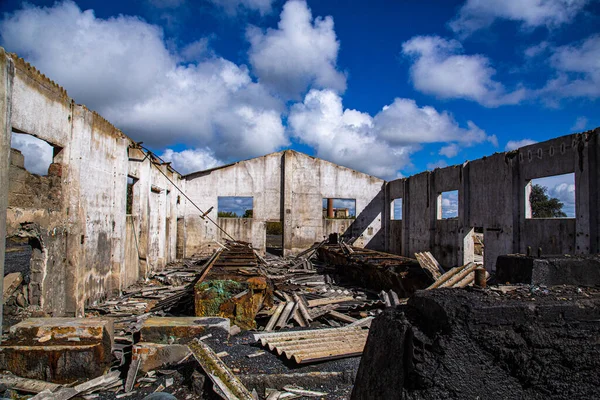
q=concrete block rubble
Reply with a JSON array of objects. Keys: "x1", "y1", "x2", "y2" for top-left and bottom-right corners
[
  {"x1": 1, "y1": 240, "x2": 599, "y2": 399},
  {"x1": 1, "y1": 238, "x2": 435, "y2": 399}
]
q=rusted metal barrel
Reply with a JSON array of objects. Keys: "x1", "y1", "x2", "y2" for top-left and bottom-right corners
[{"x1": 474, "y1": 268, "x2": 487, "y2": 288}]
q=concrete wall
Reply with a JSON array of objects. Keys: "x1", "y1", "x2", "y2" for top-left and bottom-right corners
[
  {"x1": 183, "y1": 150, "x2": 386, "y2": 256},
  {"x1": 183, "y1": 152, "x2": 282, "y2": 256},
  {"x1": 284, "y1": 151, "x2": 385, "y2": 254},
  {"x1": 1, "y1": 50, "x2": 181, "y2": 316},
  {"x1": 0, "y1": 47, "x2": 13, "y2": 328},
  {"x1": 386, "y1": 129, "x2": 600, "y2": 272}
]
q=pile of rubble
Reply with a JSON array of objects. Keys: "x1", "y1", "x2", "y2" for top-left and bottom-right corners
[{"x1": 0, "y1": 238, "x2": 492, "y2": 399}]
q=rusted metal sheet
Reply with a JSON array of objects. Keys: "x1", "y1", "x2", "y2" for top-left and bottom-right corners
[
  {"x1": 188, "y1": 340, "x2": 254, "y2": 400},
  {"x1": 253, "y1": 326, "x2": 369, "y2": 364},
  {"x1": 317, "y1": 244, "x2": 432, "y2": 297},
  {"x1": 194, "y1": 242, "x2": 273, "y2": 330}
]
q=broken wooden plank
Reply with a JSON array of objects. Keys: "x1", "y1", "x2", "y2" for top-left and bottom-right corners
[
  {"x1": 31, "y1": 371, "x2": 121, "y2": 400},
  {"x1": 426, "y1": 266, "x2": 461, "y2": 290},
  {"x1": 3, "y1": 272, "x2": 22, "y2": 302},
  {"x1": 440, "y1": 263, "x2": 477, "y2": 288},
  {"x1": 265, "y1": 302, "x2": 286, "y2": 332},
  {"x1": 327, "y1": 310, "x2": 357, "y2": 324},
  {"x1": 293, "y1": 293, "x2": 313, "y2": 323},
  {"x1": 188, "y1": 340, "x2": 254, "y2": 400},
  {"x1": 276, "y1": 301, "x2": 296, "y2": 329},
  {"x1": 0, "y1": 374, "x2": 61, "y2": 394},
  {"x1": 306, "y1": 296, "x2": 354, "y2": 308}
]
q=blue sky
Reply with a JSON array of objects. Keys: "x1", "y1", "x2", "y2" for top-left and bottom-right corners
[{"x1": 1, "y1": 0, "x2": 598, "y2": 185}]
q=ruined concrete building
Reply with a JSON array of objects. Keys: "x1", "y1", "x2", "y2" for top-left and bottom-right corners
[{"x1": 1, "y1": 46, "x2": 599, "y2": 320}]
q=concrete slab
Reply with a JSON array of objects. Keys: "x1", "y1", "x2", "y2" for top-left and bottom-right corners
[
  {"x1": 0, "y1": 318, "x2": 114, "y2": 383},
  {"x1": 496, "y1": 254, "x2": 600, "y2": 286},
  {"x1": 132, "y1": 342, "x2": 190, "y2": 373},
  {"x1": 139, "y1": 316, "x2": 229, "y2": 344},
  {"x1": 8, "y1": 317, "x2": 114, "y2": 343}
]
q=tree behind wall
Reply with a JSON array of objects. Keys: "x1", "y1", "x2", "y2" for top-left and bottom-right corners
[{"x1": 530, "y1": 184, "x2": 567, "y2": 218}]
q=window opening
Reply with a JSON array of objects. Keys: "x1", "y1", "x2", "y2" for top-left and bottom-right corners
[
  {"x1": 217, "y1": 196, "x2": 253, "y2": 218},
  {"x1": 437, "y1": 190, "x2": 458, "y2": 219},
  {"x1": 322, "y1": 198, "x2": 356, "y2": 219},
  {"x1": 526, "y1": 173, "x2": 575, "y2": 219},
  {"x1": 10, "y1": 131, "x2": 55, "y2": 176},
  {"x1": 391, "y1": 198, "x2": 402, "y2": 220}
]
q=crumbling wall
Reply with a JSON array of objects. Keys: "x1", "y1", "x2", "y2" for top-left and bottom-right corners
[
  {"x1": 387, "y1": 129, "x2": 600, "y2": 271},
  {"x1": 6, "y1": 148, "x2": 67, "y2": 311},
  {"x1": 0, "y1": 48, "x2": 10, "y2": 327},
  {"x1": 183, "y1": 150, "x2": 386, "y2": 256},
  {"x1": 284, "y1": 150, "x2": 385, "y2": 254},
  {"x1": 1, "y1": 49, "x2": 182, "y2": 316},
  {"x1": 183, "y1": 152, "x2": 282, "y2": 256}
]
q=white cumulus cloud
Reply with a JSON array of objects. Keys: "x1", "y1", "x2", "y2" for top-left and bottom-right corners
[
  {"x1": 540, "y1": 34, "x2": 600, "y2": 102},
  {"x1": 427, "y1": 160, "x2": 448, "y2": 170},
  {"x1": 209, "y1": 0, "x2": 275, "y2": 15},
  {"x1": 160, "y1": 148, "x2": 222, "y2": 175},
  {"x1": 247, "y1": 0, "x2": 346, "y2": 99},
  {"x1": 570, "y1": 116, "x2": 588, "y2": 131},
  {"x1": 402, "y1": 35, "x2": 527, "y2": 107},
  {"x1": 505, "y1": 139, "x2": 537, "y2": 151},
  {"x1": 449, "y1": 0, "x2": 591, "y2": 37},
  {"x1": 439, "y1": 143, "x2": 460, "y2": 158},
  {"x1": 288, "y1": 89, "x2": 494, "y2": 179},
  {"x1": 0, "y1": 0, "x2": 288, "y2": 170}
]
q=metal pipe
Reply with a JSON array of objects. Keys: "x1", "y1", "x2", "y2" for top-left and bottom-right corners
[{"x1": 474, "y1": 268, "x2": 487, "y2": 288}]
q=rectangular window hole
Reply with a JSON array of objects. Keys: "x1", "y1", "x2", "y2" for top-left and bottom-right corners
[
  {"x1": 218, "y1": 196, "x2": 253, "y2": 218},
  {"x1": 126, "y1": 176, "x2": 137, "y2": 214},
  {"x1": 437, "y1": 190, "x2": 458, "y2": 220},
  {"x1": 11, "y1": 131, "x2": 58, "y2": 176},
  {"x1": 391, "y1": 198, "x2": 402, "y2": 220},
  {"x1": 322, "y1": 198, "x2": 356, "y2": 219},
  {"x1": 526, "y1": 173, "x2": 575, "y2": 219}
]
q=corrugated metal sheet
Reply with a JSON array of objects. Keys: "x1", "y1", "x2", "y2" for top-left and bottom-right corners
[{"x1": 253, "y1": 326, "x2": 369, "y2": 364}]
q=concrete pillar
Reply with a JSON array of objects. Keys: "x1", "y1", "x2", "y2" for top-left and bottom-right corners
[
  {"x1": 590, "y1": 129, "x2": 599, "y2": 253},
  {"x1": 327, "y1": 198, "x2": 334, "y2": 219},
  {"x1": 0, "y1": 49, "x2": 14, "y2": 332},
  {"x1": 574, "y1": 133, "x2": 592, "y2": 254},
  {"x1": 282, "y1": 151, "x2": 294, "y2": 256}
]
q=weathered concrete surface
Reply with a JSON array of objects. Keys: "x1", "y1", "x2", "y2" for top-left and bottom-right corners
[
  {"x1": 496, "y1": 254, "x2": 600, "y2": 286},
  {"x1": 132, "y1": 342, "x2": 190, "y2": 373},
  {"x1": 1, "y1": 49, "x2": 183, "y2": 316},
  {"x1": 140, "y1": 316, "x2": 230, "y2": 344},
  {"x1": 184, "y1": 150, "x2": 386, "y2": 256},
  {"x1": 0, "y1": 46, "x2": 13, "y2": 332},
  {"x1": 386, "y1": 129, "x2": 600, "y2": 272},
  {"x1": 352, "y1": 287, "x2": 600, "y2": 400},
  {"x1": 0, "y1": 318, "x2": 114, "y2": 383}
]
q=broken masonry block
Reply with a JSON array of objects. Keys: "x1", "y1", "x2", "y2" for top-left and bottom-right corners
[
  {"x1": 139, "y1": 317, "x2": 230, "y2": 345},
  {"x1": 131, "y1": 343, "x2": 191, "y2": 374},
  {"x1": 194, "y1": 278, "x2": 272, "y2": 330},
  {"x1": 0, "y1": 318, "x2": 114, "y2": 383}
]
